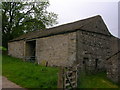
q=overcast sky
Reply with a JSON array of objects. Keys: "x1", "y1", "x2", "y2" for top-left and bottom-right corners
[{"x1": 47, "y1": 0, "x2": 119, "y2": 38}]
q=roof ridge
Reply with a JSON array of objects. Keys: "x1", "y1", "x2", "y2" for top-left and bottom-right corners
[
  {"x1": 10, "y1": 15, "x2": 111, "y2": 42},
  {"x1": 45, "y1": 15, "x2": 101, "y2": 30}
]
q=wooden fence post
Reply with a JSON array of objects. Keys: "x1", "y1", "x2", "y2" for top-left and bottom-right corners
[{"x1": 57, "y1": 67, "x2": 64, "y2": 88}]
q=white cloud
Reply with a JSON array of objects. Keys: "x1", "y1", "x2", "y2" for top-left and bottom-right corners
[{"x1": 48, "y1": 0, "x2": 119, "y2": 37}]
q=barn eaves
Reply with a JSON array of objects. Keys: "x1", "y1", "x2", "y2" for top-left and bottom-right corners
[{"x1": 9, "y1": 15, "x2": 112, "y2": 42}]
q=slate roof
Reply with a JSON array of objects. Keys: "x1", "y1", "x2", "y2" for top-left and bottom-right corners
[{"x1": 10, "y1": 15, "x2": 111, "y2": 42}]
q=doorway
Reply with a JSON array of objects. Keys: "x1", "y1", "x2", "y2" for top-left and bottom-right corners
[{"x1": 25, "y1": 40, "x2": 36, "y2": 62}]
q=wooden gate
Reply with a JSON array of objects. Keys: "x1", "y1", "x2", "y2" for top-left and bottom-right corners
[{"x1": 58, "y1": 65, "x2": 78, "y2": 89}]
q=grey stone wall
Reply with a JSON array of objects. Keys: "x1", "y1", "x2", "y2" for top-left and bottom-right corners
[
  {"x1": 8, "y1": 40, "x2": 25, "y2": 59},
  {"x1": 77, "y1": 30, "x2": 111, "y2": 73},
  {"x1": 36, "y1": 32, "x2": 76, "y2": 67},
  {"x1": 106, "y1": 37, "x2": 120, "y2": 83},
  {"x1": 106, "y1": 52, "x2": 120, "y2": 83}
]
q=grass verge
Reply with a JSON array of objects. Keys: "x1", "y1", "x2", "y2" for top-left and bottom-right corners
[
  {"x1": 2, "y1": 54, "x2": 120, "y2": 88},
  {"x1": 78, "y1": 71, "x2": 120, "y2": 88},
  {"x1": 2, "y1": 55, "x2": 58, "y2": 88}
]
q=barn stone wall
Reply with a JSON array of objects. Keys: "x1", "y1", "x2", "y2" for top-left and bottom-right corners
[
  {"x1": 8, "y1": 40, "x2": 25, "y2": 59},
  {"x1": 77, "y1": 30, "x2": 111, "y2": 73},
  {"x1": 106, "y1": 52, "x2": 120, "y2": 83},
  {"x1": 106, "y1": 37, "x2": 120, "y2": 83},
  {"x1": 36, "y1": 32, "x2": 76, "y2": 67}
]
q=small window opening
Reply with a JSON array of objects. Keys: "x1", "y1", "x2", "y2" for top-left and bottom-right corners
[
  {"x1": 95, "y1": 59, "x2": 98, "y2": 68},
  {"x1": 83, "y1": 60, "x2": 85, "y2": 64},
  {"x1": 83, "y1": 57, "x2": 89, "y2": 64},
  {"x1": 83, "y1": 57, "x2": 89, "y2": 71}
]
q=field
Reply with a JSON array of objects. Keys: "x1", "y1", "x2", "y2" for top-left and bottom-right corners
[
  {"x1": 2, "y1": 54, "x2": 120, "y2": 88},
  {"x1": 2, "y1": 55, "x2": 58, "y2": 88}
]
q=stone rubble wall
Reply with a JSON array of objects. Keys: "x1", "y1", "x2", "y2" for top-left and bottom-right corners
[
  {"x1": 106, "y1": 37, "x2": 120, "y2": 83},
  {"x1": 36, "y1": 32, "x2": 77, "y2": 67},
  {"x1": 77, "y1": 30, "x2": 111, "y2": 73}
]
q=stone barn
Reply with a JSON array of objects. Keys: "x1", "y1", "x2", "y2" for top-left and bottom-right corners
[{"x1": 8, "y1": 15, "x2": 120, "y2": 83}]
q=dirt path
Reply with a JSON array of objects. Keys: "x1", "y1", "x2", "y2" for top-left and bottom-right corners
[{"x1": 2, "y1": 76, "x2": 25, "y2": 89}]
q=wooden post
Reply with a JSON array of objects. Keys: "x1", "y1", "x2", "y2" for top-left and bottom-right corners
[{"x1": 57, "y1": 67, "x2": 64, "y2": 88}]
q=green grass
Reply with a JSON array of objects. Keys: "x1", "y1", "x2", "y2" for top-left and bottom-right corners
[
  {"x1": 78, "y1": 71, "x2": 120, "y2": 88},
  {"x1": 0, "y1": 46, "x2": 7, "y2": 51},
  {"x1": 2, "y1": 54, "x2": 120, "y2": 88},
  {"x1": 2, "y1": 55, "x2": 58, "y2": 88}
]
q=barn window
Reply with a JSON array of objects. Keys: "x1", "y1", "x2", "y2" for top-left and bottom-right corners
[
  {"x1": 83, "y1": 57, "x2": 89, "y2": 64},
  {"x1": 83, "y1": 60, "x2": 85, "y2": 64},
  {"x1": 83, "y1": 57, "x2": 89, "y2": 71},
  {"x1": 95, "y1": 59, "x2": 98, "y2": 68}
]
